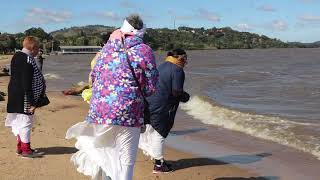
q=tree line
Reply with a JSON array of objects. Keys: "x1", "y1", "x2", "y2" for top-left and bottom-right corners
[
  {"x1": 0, "y1": 27, "x2": 60, "y2": 54},
  {"x1": 1, "y1": 25, "x2": 318, "y2": 54}
]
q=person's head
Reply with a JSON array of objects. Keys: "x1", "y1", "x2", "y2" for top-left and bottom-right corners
[
  {"x1": 23, "y1": 36, "x2": 40, "y2": 57},
  {"x1": 39, "y1": 49, "x2": 44, "y2": 55},
  {"x1": 125, "y1": 14, "x2": 144, "y2": 30},
  {"x1": 167, "y1": 48, "x2": 188, "y2": 65}
]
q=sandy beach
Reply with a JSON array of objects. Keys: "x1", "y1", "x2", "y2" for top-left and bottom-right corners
[
  {"x1": 0, "y1": 56, "x2": 260, "y2": 180},
  {"x1": 0, "y1": 55, "x2": 12, "y2": 63}
]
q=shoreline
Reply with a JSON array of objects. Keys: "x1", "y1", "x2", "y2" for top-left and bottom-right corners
[
  {"x1": 169, "y1": 109, "x2": 320, "y2": 180},
  {"x1": 179, "y1": 95, "x2": 320, "y2": 160},
  {"x1": 0, "y1": 75, "x2": 258, "y2": 180}
]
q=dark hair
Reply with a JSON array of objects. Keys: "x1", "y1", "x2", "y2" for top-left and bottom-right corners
[
  {"x1": 167, "y1": 48, "x2": 186, "y2": 57},
  {"x1": 100, "y1": 32, "x2": 112, "y2": 47},
  {"x1": 126, "y1": 14, "x2": 144, "y2": 30}
]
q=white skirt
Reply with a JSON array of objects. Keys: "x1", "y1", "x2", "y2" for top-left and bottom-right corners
[
  {"x1": 5, "y1": 113, "x2": 34, "y2": 143},
  {"x1": 139, "y1": 124, "x2": 165, "y2": 160},
  {"x1": 66, "y1": 121, "x2": 140, "y2": 180}
]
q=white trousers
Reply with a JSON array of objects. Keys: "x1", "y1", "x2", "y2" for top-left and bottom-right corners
[
  {"x1": 66, "y1": 122, "x2": 140, "y2": 180},
  {"x1": 5, "y1": 113, "x2": 34, "y2": 143},
  {"x1": 139, "y1": 124, "x2": 165, "y2": 160}
]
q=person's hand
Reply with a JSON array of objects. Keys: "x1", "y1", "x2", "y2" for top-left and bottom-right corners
[
  {"x1": 180, "y1": 91, "x2": 190, "y2": 103},
  {"x1": 28, "y1": 106, "x2": 36, "y2": 114}
]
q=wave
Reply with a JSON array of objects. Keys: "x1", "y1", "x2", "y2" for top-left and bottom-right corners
[
  {"x1": 77, "y1": 81, "x2": 88, "y2": 86},
  {"x1": 43, "y1": 73, "x2": 62, "y2": 80},
  {"x1": 180, "y1": 95, "x2": 320, "y2": 159}
]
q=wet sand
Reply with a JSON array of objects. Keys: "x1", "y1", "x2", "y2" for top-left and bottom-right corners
[{"x1": 169, "y1": 111, "x2": 320, "y2": 180}]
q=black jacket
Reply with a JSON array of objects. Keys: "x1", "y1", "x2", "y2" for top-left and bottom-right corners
[
  {"x1": 7, "y1": 51, "x2": 45, "y2": 115},
  {"x1": 147, "y1": 62, "x2": 190, "y2": 138}
]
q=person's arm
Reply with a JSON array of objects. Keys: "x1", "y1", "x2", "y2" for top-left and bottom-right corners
[
  {"x1": 89, "y1": 52, "x2": 101, "y2": 86},
  {"x1": 90, "y1": 52, "x2": 102, "y2": 85},
  {"x1": 140, "y1": 45, "x2": 159, "y2": 97},
  {"x1": 172, "y1": 68, "x2": 189, "y2": 102},
  {"x1": 21, "y1": 58, "x2": 36, "y2": 111}
]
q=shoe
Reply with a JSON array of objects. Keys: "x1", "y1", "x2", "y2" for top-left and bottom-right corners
[
  {"x1": 16, "y1": 149, "x2": 22, "y2": 155},
  {"x1": 17, "y1": 148, "x2": 44, "y2": 155},
  {"x1": 20, "y1": 142, "x2": 45, "y2": 158},
  {"x1": 21, "y1": 151, "x2": 43, "y2": 158},
  {"x1": 153, "y1": 161, "x2": 174, "y2": 174}
]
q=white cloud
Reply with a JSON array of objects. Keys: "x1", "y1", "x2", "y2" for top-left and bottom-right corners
[
  {"x1": 271, "y1": 20, "x2": 288, "y2": 31},
  {"x1": 24, "y1": 8, "x2": 72, "y2": 24},
  {"x1": 92, "y1": 11, "x2": 122, "y2": 21},
  {"x1": 262, "y1": 20, "x2": 288, "y2": 31},
  {"x1": 197, "y1": 8, "x2": 220, "y2": 22},
  {"x1": 257, "y1": 5, "x2": 277, "y2": 12},
  {"x1": 234, "y1": 23, "x2": 253, "y2": 31},
  {"x1": 298, "y1": 14, "x2": 320, "y2": 22}
]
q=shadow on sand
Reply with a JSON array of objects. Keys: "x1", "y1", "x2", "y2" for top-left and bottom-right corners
[
  {"x1": 214, "y1": 177, "x2": 279, "y2": 180},
  {"x1": 170, "y1": 128, "x2": 208, "y2": 136},
  {"x1": 214, "y1": 153, "x2": 272, "y2": 164},
  {"x1": 168, "y1": 153, "x2": 272, "y2": 171},
  {"x1": 167, "y1": 157, "x2": 227, "y2": 170},
  {"x1": 37, "y1": 146, "x2": 78, "y2": 155}
]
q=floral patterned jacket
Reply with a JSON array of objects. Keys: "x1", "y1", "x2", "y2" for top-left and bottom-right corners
[{"x1": 86, "y1": 33, "x2": 158, "y2": 127}]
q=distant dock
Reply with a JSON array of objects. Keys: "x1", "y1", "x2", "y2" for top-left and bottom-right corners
[{"x1": 59, "y1": 46, "x2": 101, "y2": 54}]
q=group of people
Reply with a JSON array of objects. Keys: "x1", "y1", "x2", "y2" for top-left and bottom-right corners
[{"x1": 5, "y1": 14, "x2": 190, "y2": 180}]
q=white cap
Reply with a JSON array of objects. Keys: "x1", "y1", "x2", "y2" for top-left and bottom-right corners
[{"x1": 120, "y1": 19, "x2": 137, "y2": 34}]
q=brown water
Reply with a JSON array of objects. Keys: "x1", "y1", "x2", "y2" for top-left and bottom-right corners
[
  {"x1": 43, "y1": 49, "x2": 320, "y2": 160},
  {"x1": 183, "y1": 49, "x2": 320, "y2": 121}
]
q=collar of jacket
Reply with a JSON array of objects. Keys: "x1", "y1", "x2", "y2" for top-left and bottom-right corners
[{"x1": 165, "y1": 56, "x2": 185, "y2": 68}]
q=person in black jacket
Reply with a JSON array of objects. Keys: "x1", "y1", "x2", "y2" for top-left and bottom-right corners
[
  {"x1": 5, "y1": 36, "x2": 46, "y2": 158},
  {"x1": 35, "y1": 49, "x2": 45, "y2": 71},
  {"x1": 139, "y1": 48, "x2": 190, "y2": 173}
]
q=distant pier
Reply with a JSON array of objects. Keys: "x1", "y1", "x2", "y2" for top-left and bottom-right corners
[{"x1": 59, "y1": 46, "x2": 101, "y2": 54}]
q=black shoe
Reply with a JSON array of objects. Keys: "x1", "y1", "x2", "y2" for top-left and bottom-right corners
[
  {"x1": 31, "y1": 148, "x2": 45, "y2": 155},
  {"x1": 16, "y1": 149, "x2": 22, "y2": 155},
  {"x1": 21, "y1": 151, "x2": 43, "y2": 158},
  {"x1": 153, "y1": 161, "x2": 174, "y2": 174}
]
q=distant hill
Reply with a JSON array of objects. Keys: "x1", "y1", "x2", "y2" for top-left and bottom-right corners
[
  {"x1": 50, "y1": 25, "x2": 115, "y2": 47},
  {"x1": 49, "y1": 25, "x2": 289, "y2": 50},
  {"x1": 51, "y1": 25, "x2": 115, "y2": 38},
  {"x1": 288, "y1": 41, "x2": 320, "y2": 48},
  {"x1": 314, "y1": 41, "x2": 320, "y2": 46}
]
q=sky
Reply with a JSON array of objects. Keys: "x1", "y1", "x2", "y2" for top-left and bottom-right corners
[{"x1": 0, "y1": 0, "x2": 320, "y2": 43}]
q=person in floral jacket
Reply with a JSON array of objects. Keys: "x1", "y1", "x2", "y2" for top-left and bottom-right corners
[{"x1": 66, "y1": 14, "x2": 158, "y2": 180}]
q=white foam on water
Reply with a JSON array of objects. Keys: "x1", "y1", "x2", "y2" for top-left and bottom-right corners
[
  {"x1": 180, "y1": 95, "x2": 320, "y2": 159},
  {"x1": 77, "y1": 81, "x2": 88, "y2": 86},
  {"x1": 44, "y1": 73, "x2": 62, "y2": 80}
]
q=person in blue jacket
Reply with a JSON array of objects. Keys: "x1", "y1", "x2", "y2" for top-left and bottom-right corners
[{"x1": 139, "y1": 48, "x2": 190, "y2": 173}]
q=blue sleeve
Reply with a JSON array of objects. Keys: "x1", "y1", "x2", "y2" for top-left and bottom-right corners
[{"x1": 172, "y1": 68, "x2": 185, "y2": 93}]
